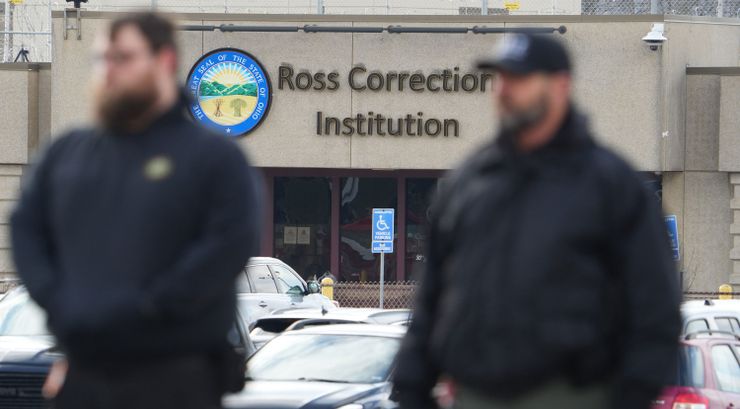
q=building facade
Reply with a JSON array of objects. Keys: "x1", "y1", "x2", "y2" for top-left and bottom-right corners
[{"x1": 0, "y1": 11, "x2": 738, "y2": 291}]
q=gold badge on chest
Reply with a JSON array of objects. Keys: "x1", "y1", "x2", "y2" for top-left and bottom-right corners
[{"x1": 144, "y1": 156, "x2": 174, "y2": 181}]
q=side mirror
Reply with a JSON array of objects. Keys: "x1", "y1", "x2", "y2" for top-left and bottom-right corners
[{"x1": 307, "y1": 281, "x2": 321, "y2": 294}]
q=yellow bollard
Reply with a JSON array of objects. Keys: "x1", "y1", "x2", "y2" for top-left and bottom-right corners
[
  {"x1": 719, "y1": 284, "x2": 733, "y2": 300},
  {"x1": 321, "y1": 276, "x2": 335, "y2": 301}
]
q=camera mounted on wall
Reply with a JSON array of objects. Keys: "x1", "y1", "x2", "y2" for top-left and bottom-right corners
[{"x1": 66, "y1": 0, "x2": 87, "y2": 8}]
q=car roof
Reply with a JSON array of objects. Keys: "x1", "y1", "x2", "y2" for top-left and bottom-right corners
[
  {"x1": 266, "y1": 308, "x2": 411, "y2": 321},
  {"x1": 682, "y1": 300, "x2": 740, "y2": 317},
  {"x1": 282, "y1": 323, "x2": 407, "y2": 338},
  {"x1": 246, "y1": 257, "x2": 285, "y2": 266}
]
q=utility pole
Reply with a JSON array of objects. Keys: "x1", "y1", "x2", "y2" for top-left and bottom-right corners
[
  {"x1": 482, "y1": 0, "x2": 488, "y2": 15},
  {"x1": 317, "y1": 0, "x2": 323, "y2": 14}
]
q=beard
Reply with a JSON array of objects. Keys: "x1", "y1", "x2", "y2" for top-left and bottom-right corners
[
  {"x1": 498, "y1": 94, "x2": 549, "y2": 135},
  {"x1": 94, "y1": 73, "x2": 159, "y2": 133}
]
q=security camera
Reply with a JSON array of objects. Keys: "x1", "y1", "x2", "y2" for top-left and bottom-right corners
[{"x1": 642, "y1": 23, "x2": 667, "y2": 51}]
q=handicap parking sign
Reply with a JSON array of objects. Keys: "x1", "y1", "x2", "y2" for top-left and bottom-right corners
[{"x1": 372, "y1": 208, "x2": 394, "y2": 254}]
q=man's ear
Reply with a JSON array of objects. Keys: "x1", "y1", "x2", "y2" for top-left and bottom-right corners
[{"x1": 158, "y1": 47, "x2": 178, "y2": 75}]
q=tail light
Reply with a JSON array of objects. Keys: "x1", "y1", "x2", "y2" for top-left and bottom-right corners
[{"x1": 672, "y1": 392, "x2": 709, "y2": 409}]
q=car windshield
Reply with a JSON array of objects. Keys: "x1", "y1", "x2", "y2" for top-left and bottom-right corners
[
  {"x1": 0, "y1": 291, "x2": 49, "y2": 336},
  {"x1": 247, "y1": 333, "x2": 400, "y2": 384}
]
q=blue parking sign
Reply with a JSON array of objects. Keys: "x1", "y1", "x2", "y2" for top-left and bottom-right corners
[
  {"x1": 372, "y1": 208, "x2": 394, "y2": 254},
  {"x1": 665, "y1": 215, "x2": 680, "y2": 261}
]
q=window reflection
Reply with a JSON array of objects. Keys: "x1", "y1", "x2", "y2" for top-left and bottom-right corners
[
  {"x1": 406, "y1": 178, "x2": 437, "y2": 280},
  {"x1": 273, "y1": 177, "x2": 331, "y2": 280},
  {"x1": 339, "y1": 177, "x2": 397, "y2": 282}
]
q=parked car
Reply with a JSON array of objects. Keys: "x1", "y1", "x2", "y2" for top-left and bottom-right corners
[
  {"x1": 237, "y1": 257, "x2": 337, "y2": 325},
  {"x1": 652, "y1": 331, "x2": 740, "y2": 409},
  {"x1": 249, "y1": 308, "x2": 412, "y2": 349},
  {"x1": 0, "y1": 288, "x2": 59, "y2": 409},
  {"x1": 682, "y1": 299, "x2": 740, "y2": 335},
  {"x1": 0, "y1": 287, "x2": 255, "y2": 409},
  {"x1": 224, "y1": 324, "x2": 403, "y2": 409}
]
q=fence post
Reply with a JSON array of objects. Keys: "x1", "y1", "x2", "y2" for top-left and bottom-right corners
[{"x1": 719, "y1": 284, "x2": 733, "y2": 300}]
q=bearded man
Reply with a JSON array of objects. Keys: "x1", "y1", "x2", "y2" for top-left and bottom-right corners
[
  {"x1": 10, "y1": 12, "x2": 262, "y2": 409},
  {"x1": 393, "y1": 33, "x2": 681, "y2": 409}
]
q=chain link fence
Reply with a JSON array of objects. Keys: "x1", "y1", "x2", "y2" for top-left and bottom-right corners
[
  {"x1": 1, "y1": 0, "x2": 52, "y2": 62},
  {"x1": 1, "y1": 0, "x2": 738, "y2": 62},
  {"x1": 331, "y1": 281, "x2": 739, "y2": 309}
]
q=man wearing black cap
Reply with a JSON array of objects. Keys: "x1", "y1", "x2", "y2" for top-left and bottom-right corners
[{"x1": 393, "y1": 33, "x2": 681, "y2": 409}]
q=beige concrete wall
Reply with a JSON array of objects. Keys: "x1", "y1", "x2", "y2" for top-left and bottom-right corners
[
  {"x1": 661, "y1": 20, "x2": 740, "y2": 171},
  {"x1": 719, "y1": 75, "x2": 740, "y2": 172},
  {"x1": 0, "y1": 165, "x2": 22, "y2": 275},
  {"x1": 49, "y1": 14, "x2": 672, "y2": 171},
  {"x1": 685, "y1": 74, "x2": 720, "y2": 171},
  {"x1": 681, "y1": 171, "x2": 732, "y2": 292},
  {"x1": 0, "y1": 64, "x2": 50, "y2": 276},
  {"x1": 0, "y1": 69, "x2": 30, "y2": 165}
]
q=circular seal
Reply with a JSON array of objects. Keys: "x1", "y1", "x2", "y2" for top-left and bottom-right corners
[{"x1": 186, "y1": 48, "x2": 271, "y2": 137}]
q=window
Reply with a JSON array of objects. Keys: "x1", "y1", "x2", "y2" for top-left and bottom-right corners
[
  {"x1": 339, "y1": 177, "x2": 397, "y2": 281},
  {"x1": 716, "y1": 317, "x2": 740, "y2": 334},
  {"x1": 248, "y1": 265, "x2": 278, "y2": 293},
  {"x1": 676, "y1": 346, "x2": 704, "y2": 388},
  {"x1": 405, "y1": 178, "x2": 437, "y2": 280},
  {"x1": 685, "y1": 319, "x2": 709, "y2": 334},
  {"x1": 236, "y1": 272, "x2": 252, "y2": 293},
  {"x1": 711, "y1": 345, "x2": 740, "y2": 393},
  {"x1": 273, "y1": 177, "x2": 331, "y2": 281},
  {"x1": 271, "y1": 264, "x2": 305, "y2": 295}
]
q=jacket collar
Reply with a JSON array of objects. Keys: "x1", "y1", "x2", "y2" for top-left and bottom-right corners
[{"x1": 477, "y1": 105, "x2": 594, "y2": 172}]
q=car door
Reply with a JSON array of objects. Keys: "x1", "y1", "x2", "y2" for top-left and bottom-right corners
[
  {"x1": 238, "y1": 264, "x2": 286, "y2": 324},
  {"x1": 709, "y1": 343, "x2": 740, "y2": 409},
  {"x1": 268, "y1": 263, "x2": 308, "y2": 308},
  {"x1": 269, "y1": 262, "x2": 335, "y2": 310}
]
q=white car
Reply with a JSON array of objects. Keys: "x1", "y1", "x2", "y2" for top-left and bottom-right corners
[
  {"x1": 681, "y1": 299, "x2": 740, "y2": 335},
  {"x1": 249, "y1": 307, "x2": 412, "y2": 349},
  {"x1": 236, "y1": 257, "x2": 337, "y2": 325}
]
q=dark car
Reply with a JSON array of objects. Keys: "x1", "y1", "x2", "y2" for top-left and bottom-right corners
[
  {"x1": 224, "y1": 324, "x2": 404, "y2": 409},
  {"x1": 652, "y1": 331, "x2": 740, "y2": 409},
  {"x1": 0, "y1": 287, "x2": 255, "y2": 409}
]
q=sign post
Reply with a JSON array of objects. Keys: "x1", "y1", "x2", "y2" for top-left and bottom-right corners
[{"x1": 372, "y1": 208, "x2": 395, "y2": 309}]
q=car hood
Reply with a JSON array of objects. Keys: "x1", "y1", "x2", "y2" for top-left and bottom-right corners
[
  {"x1": 0, "y1": 336, "x2": 58, "y2": 365},
  {"x1": 223, "y1": 380, "x2": 389, "y2": 409}
]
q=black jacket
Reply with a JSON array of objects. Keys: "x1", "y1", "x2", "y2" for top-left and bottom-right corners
[
  {"x1": 393, "y1": 108, "x2": 681, "y2": 409},
  {"x1": 10, "y1": 92, "x2": 262, "y2": 366}
]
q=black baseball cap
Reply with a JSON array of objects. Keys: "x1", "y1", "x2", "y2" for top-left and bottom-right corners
[{"x1": 477, "y1": 33, "x2": 571, "y2": 75}]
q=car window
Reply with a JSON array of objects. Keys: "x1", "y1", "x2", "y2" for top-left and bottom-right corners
[
  {"x1": 270, "y1": 264, "x2": 305, "y2": 295},
  {"x1": 711, "y1": 345, "x2": 740, "y2": 393},
  {"x1": 716, "y1": 318, "x2": 738, "y2": 334},
  {"x1": 677, "y1": 345, "x2": 704, "y2": 388},
  {"x1": 236, "y1": 271, "x2": 252, "y2": 293},
  {"x1": 686, "y1": 319, "x2": 709, "y2": 334},
  {"x1": 733, "y1": 319, "x2": 740, "y2": 333},
  {"x1": 247, "y1": 265, "x2": 278, "y2": 294}
]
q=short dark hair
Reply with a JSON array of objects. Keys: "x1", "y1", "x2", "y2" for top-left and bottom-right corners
[{"x1": 109, "y1": 12, "x2": 177, "y2": 55}]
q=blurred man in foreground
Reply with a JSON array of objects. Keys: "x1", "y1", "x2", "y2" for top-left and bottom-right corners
[
  {"x1": 11, "y1": 12, "x2": 262, "y2": 409},
  {"x1": 393, "y1": 33, "x2": 681, "y2": 409}
]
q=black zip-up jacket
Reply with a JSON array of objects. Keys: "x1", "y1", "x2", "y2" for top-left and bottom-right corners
[
  {"x1": 10, "y1": 92, "x2": 262, "y2": 366},
  {"x1": 393, "y1": 107, "x2": 681, "y2": 409}
]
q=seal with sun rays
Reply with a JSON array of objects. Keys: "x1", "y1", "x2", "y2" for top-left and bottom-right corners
[{"x1": 186, "y1": 48, "x2": 272, "y2": 137}]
